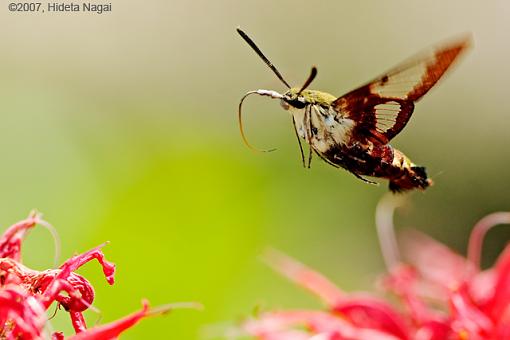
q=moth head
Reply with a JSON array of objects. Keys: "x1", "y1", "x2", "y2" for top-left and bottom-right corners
[
  {"x1": 237, "y1": 27, "x2": 318, "y2": 112},
  {"x1": 281, "y1": 63, "x2": 318, "y2": 108},
  {"x1": 281, "y1": 88, "x2": 308, "y2": 110},
  {"x1": 236, "y1": 27, "x2": 318, "y2": 152}
]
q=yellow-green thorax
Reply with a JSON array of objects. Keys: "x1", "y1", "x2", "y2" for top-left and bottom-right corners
[{"x1": 285, "y1": 88, "x2": 337, "y2": 106}]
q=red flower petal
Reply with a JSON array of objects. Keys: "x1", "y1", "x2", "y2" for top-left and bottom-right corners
[
  {"x1": 263, "y1": 250, "x2": 410, "y2": 339},
  {"x1": 41, "y1": 243, "x2": 115, "y2": 310},
  {"x1": 399, "y1": 230, "x2": 474, "y2": 290},
  {"x1": 1, "y1": 213, "x2": 196, "y2": 338},
  {"x1": 449, "y1": 286, "x2": 493, "y2": 338},
  {"x1": 333, "y1": 296, "x2": 410, "y2": 339},
  {"x1": 263, "y1": 249, "x2": 344, "y2": 306},
  {"x1": 68, "y1": 301, "x2": 162, "y2": 340},
  {"x1": 0, "y1": 213, "x2": 39, "y2": 261},
  {"x1": 244, "y1": 310, "x2": 400, "y2": 340},
  {"x1": 0, "y1": 286, "x2": 46, "y2": 339},
  {"x1": 484, "y1": 244, "x2": 510, "y2": 321}
]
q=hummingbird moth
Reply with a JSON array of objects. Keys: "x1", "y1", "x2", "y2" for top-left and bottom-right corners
[{"x1": 237, "y1": 28, "x2": 471, "y2": 192}]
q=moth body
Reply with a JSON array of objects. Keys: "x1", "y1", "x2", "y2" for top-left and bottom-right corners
[
  {"x1": 282, "y1": 89, "x2": 431, "y2": 192},
  {"x1": 237, "y1": 27, "x2": 471, "y2": 192}
]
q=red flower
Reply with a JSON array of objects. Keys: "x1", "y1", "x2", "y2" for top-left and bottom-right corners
[
  {"x1": 238, "y1": 197, "x2": 510, "y2": 340},
  {"x1": 0, "y1": 212, "x2": 200, "y2": 339}
]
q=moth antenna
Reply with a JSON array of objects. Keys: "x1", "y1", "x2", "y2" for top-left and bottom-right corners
[
  {"x1": 237, "y1": 27, "x2": 291, "y2": 89},
  {"x1": 297, "y1": 66, "x2": 318, "y2": 96},
  {"x1": 238, "y1": 90, "x2": 283, "y2": 153}
]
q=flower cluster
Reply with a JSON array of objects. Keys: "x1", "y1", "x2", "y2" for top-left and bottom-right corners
[
  {"x1": 0, "y1": 212, "x2": 194, "y2": 339},
  {"x1": 238, "y1": 198, "x2": 510, "y2": 340}
]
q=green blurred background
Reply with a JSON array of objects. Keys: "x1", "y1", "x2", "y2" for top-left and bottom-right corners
[{"x1": 0, "y1": 1, "x2": 509, "y2": 338}]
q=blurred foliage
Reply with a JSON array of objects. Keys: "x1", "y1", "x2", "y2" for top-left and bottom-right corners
[{"x1": 0, "y1": 0, "x2": 509, "y2": 338}]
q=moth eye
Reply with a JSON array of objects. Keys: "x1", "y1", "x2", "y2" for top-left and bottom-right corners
[
  {"x1": 288, "y1": 99, "x2": 307, "y2": 109},
  {"x1": 280, "y1": 100, "x2": 290, "y2": 110}
]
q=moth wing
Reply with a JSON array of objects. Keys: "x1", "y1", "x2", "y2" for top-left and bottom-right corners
[{"x1": 332, "y1": 35, "x2": 471, "y2": 145}]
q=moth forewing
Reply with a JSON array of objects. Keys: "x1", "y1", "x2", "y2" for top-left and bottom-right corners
[
  {"x1": 332, "y1": 35, "x2": 472, "y2": 146},
  {"x1": 364, "y1": 34, "x2": 472, "y2": 102}
]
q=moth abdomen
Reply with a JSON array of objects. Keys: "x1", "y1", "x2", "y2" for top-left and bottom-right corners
[{"x1": 388, "y1": 166, "x2": 433, "y2": 193}]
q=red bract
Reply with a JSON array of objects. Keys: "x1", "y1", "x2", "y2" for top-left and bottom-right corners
[
  {"x1": 239, "y1": 197, "x2": 510, "y2": 340},
  {"x1": 386, "y1": 209, "x2": 510, "y2": 339},
  {"x1": 0, "y1": 213, "x2": 195, "y2": 339}
]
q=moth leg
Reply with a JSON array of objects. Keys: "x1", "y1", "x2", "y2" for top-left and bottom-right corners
[
  {"x1": 352, "y1": 172, "x2": 379, "y2": 185},
  {"x1": 304, "y1": 105, "x2": 313, "y2": 169},
  {"x1": 318, "y1": 151, "x2": 376, "y2": 185},
  {"x1": 315, "y1": 151, "x2": 340, "y2": 168},
  {"x1": 291, "y1": 115, "x2": 306, "y2": 168}
]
